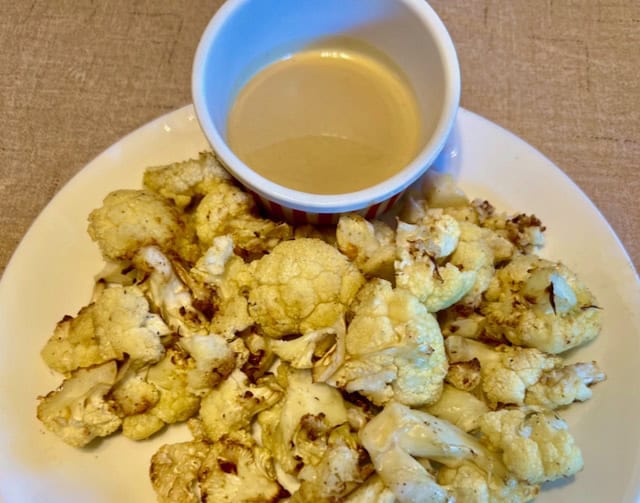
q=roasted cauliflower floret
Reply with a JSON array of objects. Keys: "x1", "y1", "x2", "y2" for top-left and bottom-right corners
[
  {"x1": 199, "y1": 436, "x2": 283, "y2": 502},
  {"x1": 110, "y1": 366, "x2": 160, "y2": 417},
  {"x1": 150, "y1": 436, "x2": 284, "y2": 503},
  {"x1": 180, "y1": 333, "x2": 236, "y2": 395},
  {"x1": 122, "y1": 346, "x2": 200, "y2": 440},
  {"x1": 150, "y1": 441, "x2": 210, "y2": 503},
  {"x1": 325, "y1": 279, "x2": 447, "y2": 407},
  {"x1": 292, "y1": 433, "x2": 372, "y2": 503},
  {"x1": 479, "y1": 408, "x2": 584, "y2": 484},
  {"x1": 246, "y1": 238, "x2": 364, "y2": 338},
  {"x1": 143, "y1": 151, "x2": 231, "y2": 208},
  {"x1": 190, "y1": 235, "x2": 254, "y2": 337},
  {"x1": 41, "y1": 285, "x2": 167, "y2": 374},
  {"x1": 445, "y1": 335, "x2": 604, "y2": 409},
  {"x1": 481, "y1": 254, "x2": 602, "y2": 353},
  {"x1": 422, "y1": 384, "x2": 489, "y2": 432},
  {"x1": 37, "y1": 361, "x2": 121, "y2": 448},
  {"x1": 438, "y1": 461, "x2": 539, "y2": 503},
  {"x1": 336, "y1": 214, "x2": 396, "y2": 280},
  {"x1": 258, "y1": 368, "x2": 348, "y2": 475},
  {"x1": 199, "y1": 369, "x2": 282, "y2": 442},
  {"x1": 360, "y1": 402, "x2": 535, "y2": 503},
  {"x1": 395, "y1": 211, "x2": 476, "y2": 312},
  {"x1": 87, "y1": 189, "x2": 181, "y2": 261},
  {"x1": 194, "y1": 179, "x2": 291, "y2": 259}
]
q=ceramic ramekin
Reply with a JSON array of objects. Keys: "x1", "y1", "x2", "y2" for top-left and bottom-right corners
[{"x1": 192, "y1": 0, "x2": 460, "y2": 223}]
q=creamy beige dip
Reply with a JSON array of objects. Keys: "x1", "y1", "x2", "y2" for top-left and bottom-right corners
[{"x1": 227, "y1": 46, "x2": 421, "y2": 194}]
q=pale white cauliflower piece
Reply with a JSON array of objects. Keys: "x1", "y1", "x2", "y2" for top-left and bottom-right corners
[
  {"x1": 482, "y1": 254, "x2": 602, "y2": 353},
  {"x1": 325, "y1": 279, "x2": 447, "y2": 407},
  {"x1": 336, "y1": 214, "x2": 396, "y2": 279},
  {"x1": 199, "y1": 435, "x2": 283, "y2": 502},
  {"x1": 87, "y1": 189, "x2": 181, "y2": 261},
  {"x1": 479, "y1": 408, "x2": 584, "y2": 484},
  {"x1": 198, "y1": 369, "x2": 282, "y2": 442},
  {"x1": 37, "y1": 361, "x2": 121, "y2": 447},
  {"x1": 395, "y1": 211, "x2": 476, "y2": 312},
  {"x1": 270, "y1": 324, "x2": 339, "y2": 370},
  {"x1": 246, "y1": 238, "x2": 364, "y2": 338},
  {"x1": 445, "y1": 335, "x2": 604, "y2": 409},
  {"x1": 41, "y1": 285, "x2": 167, "y2": 374},
  {"x1": 344, "y1": 475, "x2": 395, "y2": 503},
  {"x1": 422, "y1": 384, "x2": 489, "y2": 432},
  {"x1": 143, "y1": 151, "x2": 231, "y2": 208},
  {"x1": 135, "y1": 246, "x2": 208, "y2": 336},
  {"x1": 438, "y1": 461, "x2": 539, "y2": 503},
  {"x1": 449, "y1": 221, "x2": 514, "y2": 306}
]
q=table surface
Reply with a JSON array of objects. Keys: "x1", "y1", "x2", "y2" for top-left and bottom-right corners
[{"x1": 1, "y1": 0, "x2": 638, "y2": 278}]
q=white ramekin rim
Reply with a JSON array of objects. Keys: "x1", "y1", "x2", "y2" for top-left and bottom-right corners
[{"x1": 192, "y1": 0, "x2": 460, "y2": 214}]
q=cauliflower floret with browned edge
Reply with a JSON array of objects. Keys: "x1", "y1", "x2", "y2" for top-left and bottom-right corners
[
  {"x1": 199, "y1": 435, "x2": 284, "y2": 502},
  {"x1": 359, "y1": 402, "x2": 537, "y2": 503},
  {"x1": 291, "y1": 433, "x2": 373, "y2": 503},
  {"x1": 180, "y1": 333, "x2": 236, "y2": 395},
  {"x1": 150, "y1": 436, "x2": 284, "y2": 503},
  {"x1": 246, "y1": 238, "x2": 364, "y2": 338},
  {"x1": 87, "y1": 189, "x2": 181, "y2": 261},
  {"x1": 395, "y1": 211, "x2": 476, "y2": 312},
  {"x1": 190, "y1": 235, "x2": 254, "y2": 338},
  {"x1": 258, "y1": 368, "x2": 348, "y2": 475},
  {"x1": 481, "y1": 254, "x2": 602, "y2": 353},
  {"x1": 479, "y1": 408, "x2": 584, "y2": 484},
  {"x1": 150, "y1": 441, "x2": 210, "y2": 503},
  {"x1": 194, "y1": 179, "x2": 291, "y2": 259},
  {"x1": 323, "y1": 279, "x2": 447, "y2": 407},
  {"x1": 37, "y1": 361, "x2": 121, "y2": 448},
  {"x1": 135, "y1": 246, "x2": 209, "y2": 336},
  {"x1": 41, "y1": 285, "x2": 167, "y2": 374},
  {"x1": 336, "y1": 214, "x2": 396, "y2": 280},
  {"x1": 110, "y1": 365, "x2": 160, "y2": 417},
  {"x1": 143, "y1": 151, "x2": 231, "y2": 208},
  {"x1": 445, "y1": 335, "x2": 605, "y2": 409},
  {"x1": 122, "y1": 346, "x2": 200, "y2": 440},
  {"x1": 199, "y1": 369, "x2": 282, "y2": 442}
]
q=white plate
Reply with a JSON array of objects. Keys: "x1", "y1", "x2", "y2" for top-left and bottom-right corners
[{"x1": 1, "y1": 106, "x2": 638, "y2": 503}]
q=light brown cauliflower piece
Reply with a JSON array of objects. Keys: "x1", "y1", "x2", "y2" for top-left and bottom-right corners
[
  {"x1": 37, "y1": 361, "x2": 122, "y2": 447},
  {"x1": 150, "y1": 441, "x2": 210, "y2": 503},
  {"x1": 194, "y1": 180, "x2": 291, "y2": 259},
  {"x1": 143, "y1": 151, "x2": 231, "y2": 208},
  {"x1": 246, "y1": 238, "x2": 365, "y2": 338},
  {"x1": 87, "y1": 189, "x2": 181, "y2": 260},
  {"x1": 41, "y1": 285, "x2": 167, "y2": 374},
  {"x1": 336, "y1": 214, "x2": 396, "y2": 280}
]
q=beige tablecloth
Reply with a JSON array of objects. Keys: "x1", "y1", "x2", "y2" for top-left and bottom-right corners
[{"x1": 1, "y1": 0, "x2": 638, "y2": 276}]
